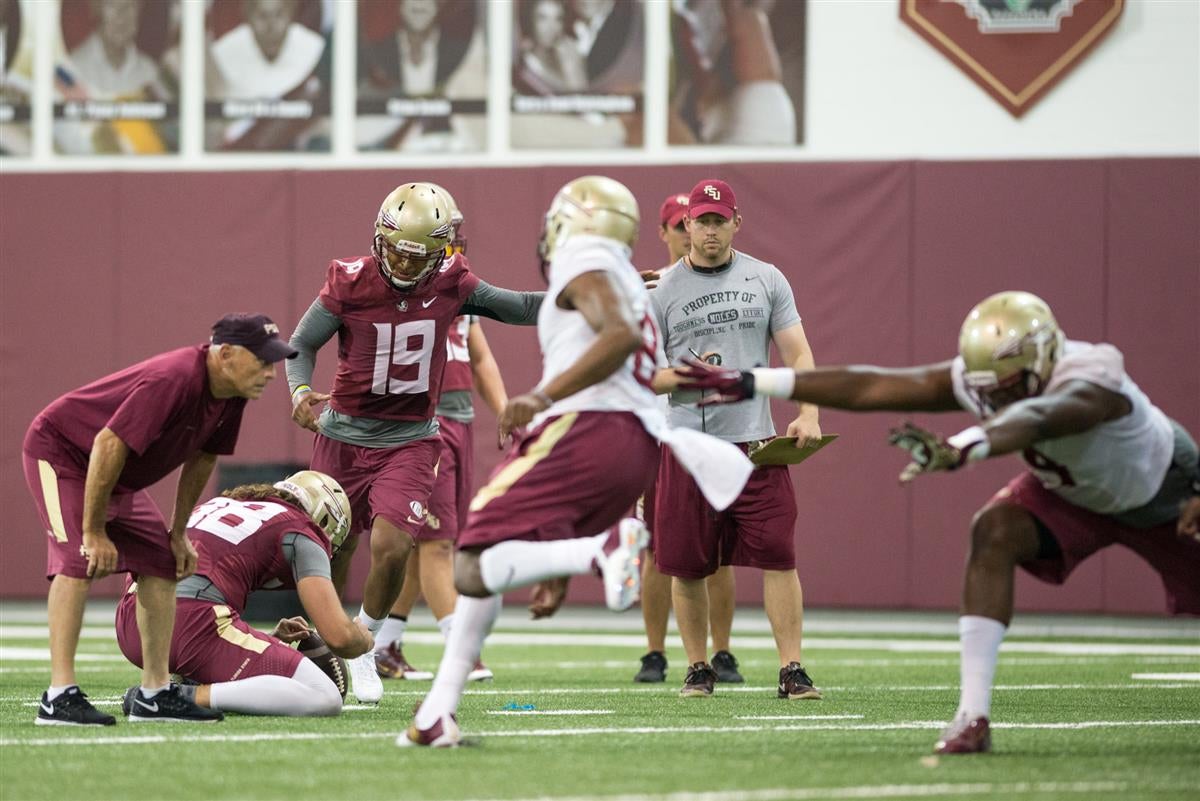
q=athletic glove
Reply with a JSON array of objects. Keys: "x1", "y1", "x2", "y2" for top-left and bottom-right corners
[
  {"x1": 675, "y1": 357, "x2": 756, "y2": 406},
  {"x1": 888, "y1": 422, "x2": 980, "y2": 483}
]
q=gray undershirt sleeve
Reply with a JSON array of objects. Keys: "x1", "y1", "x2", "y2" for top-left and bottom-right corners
[
  {"x1": 460, "y1": 280, "x2": 544, "y2": 325},
  {"x1": 287, "y1": 300, "x2": 342, "y2": 394},
  {"x1": 282, "y1": 532, "x2": 333, "y2": 581}
]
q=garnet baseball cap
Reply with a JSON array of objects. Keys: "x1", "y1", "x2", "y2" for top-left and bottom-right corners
[
  {"x1": 210, "y1": 313, "x2": 297, "y2": 363},
  {"x1": 687, "y1": 179, "x2": 736, "y2": 220},
  {"x1": 659, "y1": 193, "x2": 690, "y2": 228}
]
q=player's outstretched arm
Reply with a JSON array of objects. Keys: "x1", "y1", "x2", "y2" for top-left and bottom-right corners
[
  {"x1": 461, "y1": 280, "x2": 545, "y2": 326},
  {"x1": 297, "y1": 576, "x2": 373, "y2": 659},
  {"x1": 677, "y1": 359, "x2": 961, "y2": 412}
]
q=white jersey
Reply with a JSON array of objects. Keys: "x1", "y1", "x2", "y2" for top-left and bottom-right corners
[
  {"x1": 536, "y1": 235, "x2": 662, "y2": 416},
  {"x1": 951, "y1": 340, "x2": 1174, "y2": 514},
  {"x1": 533, "y1": 235, "x2": 752, "y2": 511}
]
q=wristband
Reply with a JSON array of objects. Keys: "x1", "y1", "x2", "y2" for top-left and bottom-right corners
[
  {"x1": 531, "y1": 388, "x2": 554, "y2": 408},
  {"x1": 291, "y1": 384, "x2": 312, "y2": 400},
  {"x1": 749, "y1": 368, "x2": 796, "y2": 399},
  {"x1": 948, "y1": 425, "x2": 991, "y2": 463}
]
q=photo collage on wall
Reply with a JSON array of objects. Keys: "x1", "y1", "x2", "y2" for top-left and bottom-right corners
[{"x1": 0, "y1": 0, "x2": 806, "y2": 158}]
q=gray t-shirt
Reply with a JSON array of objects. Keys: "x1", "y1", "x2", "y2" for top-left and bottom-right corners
[{"x1": 651, "y1": 250, "x2": 801, "y2": 442}]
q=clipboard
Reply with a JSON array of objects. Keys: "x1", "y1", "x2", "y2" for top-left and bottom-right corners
[{"x1": 748, "y1": 435, "x2": 838, "y2": 466}]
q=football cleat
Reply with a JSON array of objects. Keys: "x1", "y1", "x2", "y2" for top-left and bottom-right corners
[
  {"x1": 468, "y1": 660, "x2": 493, "y2": 682},
  {"x1": 376, "y1": 643, "x2": 433, "y2": 681},
  {"x1": 348, "y1": 651, "x2": 384, "y2": 703},
  {"x1": 711, "y1": 650, "x2": 744, "y2": 683},
  {"x1": 596, "y1": 518, "x2": 650, "y2": 612},
  {"x1": 777, "y1": 662, "x2": 821, "y2": 700},
  {"x1": 679, "y1": 662, "x2": 717, "y2": 697},
  {"x1": 397, "y1": 713, "x2": 460, "y2": 748},
  {"x1": 35, "y1": 687, "x2": 115, "y2": 726},
  {"x1": 634, "y1": 651, "x2": 667, "y2": 683},
  {"x1": 935, "y1": 715, "x2": 992, "y2": 755}
]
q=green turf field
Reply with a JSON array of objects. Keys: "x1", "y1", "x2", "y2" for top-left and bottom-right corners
[{"x1": 2, "y1": 605, "x2": 1197, "y2": 801}]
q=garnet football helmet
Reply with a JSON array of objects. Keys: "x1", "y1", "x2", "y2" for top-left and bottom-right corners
[
  {"x1": 959, "y1": 291, "x2": 1065, "y2": 413},
  {"x1": 537, "y1": 175, "x2": 639, "y2": 274},
  {"x1": 274, "y1": 470, "x2": 352, "y2": 551},
  {"x1": 424, "y1": 182, "x2": 467, "y2": 255},
  {"x1": 372, "y1": 183, "x2": 455, "y2": 291}
]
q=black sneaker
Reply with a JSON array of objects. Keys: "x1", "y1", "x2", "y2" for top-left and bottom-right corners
[
  {"x1": 126, "y1": 684, "x2": 224, "y2": 723},
  {"x1": 777, "y1": 662, "x2": 822, "y2": 700},
  {"x1": 679, "y1": 662, "x2": 717, "y2": 697},
  {"x1": 35, "y1": 687, "x2": 115, "y2": 726},
  {"x1": 634, "y1": 651, "x2": 667, "y2": 683},
  {"x1": 711, "y1": 650, "x2": 744, "y2": 683}
]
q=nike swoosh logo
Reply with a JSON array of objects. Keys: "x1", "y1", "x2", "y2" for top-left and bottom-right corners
[
  {"x1": 422, "y1": 298, "x2": 436, "y2": 308},
  {"x1": 744, "y1": 276, "x2": 755, "y2": 282},
  {"x1": 134, "y1": 698, "x2": 158, "y2": 713},
  {"x1": 40, "y1": 700, "x2": 54, "y2": 715}
]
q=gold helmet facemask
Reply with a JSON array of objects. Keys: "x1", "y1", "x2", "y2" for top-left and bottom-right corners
[
  {"x1": 424, "y1": 182, "x2": 467, "y2": 256},
  {"x1": 372, "y1": 183, "x2": 455, "y2": 291},
  {"x1": 273, "y1": 470, "x2": 352, "y2": 552},
  {"x1": 959, "y1": 291, "x2": 1065, "y2": 414},
  {"x1": 537, "y1": 175, "x2": 640, "y2": 278}
]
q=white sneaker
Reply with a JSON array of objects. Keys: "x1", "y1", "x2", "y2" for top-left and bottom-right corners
[
  {"x1": 396, "y1": 713, "x2": 460, "y2": 748},
  {"x1": 598, "y1": 518, "x2": 650, "y2": 612},
  {"x1": 348, "y1": 651, "x2": 384, "y2": 703}
]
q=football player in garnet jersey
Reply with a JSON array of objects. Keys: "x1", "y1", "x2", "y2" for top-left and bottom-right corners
[
  {"x1": 286, "y1": 182, "x2": 541, "y2": 704},
  {"x1": 399, "y1": 176, "x2": 753, "y2": 748},
  {"x1": 115, "y1": 471, "x2": 373, "y2": 717},
  {"x1": 677, "y1": 290, "x2": 1200, "y2": 755},
  {"x1": 375, "y1": 186, "x2": 506, "y2": 684}
]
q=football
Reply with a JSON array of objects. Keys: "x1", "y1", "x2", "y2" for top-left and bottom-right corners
[{"x1": 298, "y1": 632, "x2": 348, "y2": 700}]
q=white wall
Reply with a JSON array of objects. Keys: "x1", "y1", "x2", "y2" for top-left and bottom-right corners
[{"x1": 3, "y1": 0, "x2": 1197, "y2": 172}]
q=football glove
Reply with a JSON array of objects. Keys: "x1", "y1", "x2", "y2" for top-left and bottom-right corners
[
  {"x1": 675, "y1": 357, "x2": 755, "y2": 406},
  {"x1": 888, "y1": 422, "x2": 969, "y2": 483}
]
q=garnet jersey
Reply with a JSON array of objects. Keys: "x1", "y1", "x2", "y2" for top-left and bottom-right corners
[
  {"x1": 185, "y1": 497, "x2": 331, "y2": 613},
  {"x1": 441, "y1": 315, "x2": 474, "y2": 394},
  {"x1": 25, "y1": 346, "x2": 244, "y2": 491},
  {"x1": 317, "y1": 253, "x2": 480, "y2": 421},
  {"x1": 951, "y1": 340, "x2": 1175, "y2": 515},
  {"x1": 537, "y1": 235, "x2": 661, "y2": 416}
]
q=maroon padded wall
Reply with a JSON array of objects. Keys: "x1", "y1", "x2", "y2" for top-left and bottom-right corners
[{"x1": 1, "y1": 159, "x2": 1196, "y2": 614}]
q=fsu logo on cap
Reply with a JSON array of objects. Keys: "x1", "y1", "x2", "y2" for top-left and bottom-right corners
[{"x1": 704, "y1": 185, "x2": 721, "y2": 200}]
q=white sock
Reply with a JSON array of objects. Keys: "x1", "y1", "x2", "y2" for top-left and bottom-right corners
[
  {"x1": 375, "y1": 616, "x2": 407, "y2": 654},
  {"x1": 358, "y1": 605, "x2": 384, "y2": 634},
  {"x1": 415, "y1": 595, "x2": 501, "y2": 728},
  {"x1": 478, "y1": 534, "x2": 606, "y2": 594},
  {"x1": 46, "y1": 684, "x2": 75, "y2": 701},
  {"x1": 209, "y1": 661, "x2": 341, "y2": 717},
  {"x1": 957, "y1": 614, "x2": 1006, "y2": 719},
  {"x1": 140, "y1": 683, "x2": 169, "y2": 699},
  {"x1": 437, "y1": 614, "x2": 454, "y2": 639}
]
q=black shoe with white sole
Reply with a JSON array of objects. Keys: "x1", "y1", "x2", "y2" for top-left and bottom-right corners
[
  {"x1": 125, "y1": 684, "x2": 224, "y2": 723},
  {"x1": 35, "y1": 687, "x2": 116, "y2": 726}
]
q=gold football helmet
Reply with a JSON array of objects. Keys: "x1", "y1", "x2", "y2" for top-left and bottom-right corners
[
  {"x1": 537, "y1": 175, "x2": 640, "y2": 272},
  {"x1": 424, "y1": 182, "x2": 467, "y2": 255},
  {"x1": 274, "y1": 470, "x2": 352, "y2": 551},
  {"x1": 959, "y1": 291, "x2": 1065, "y2": 412},
  {"x1": 372, "y1": 183, "x2": 455, "y2": 290}
]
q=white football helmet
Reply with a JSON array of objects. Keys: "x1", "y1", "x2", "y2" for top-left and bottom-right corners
[
  {"x1": 537, "y1": 175, "x2": 639, "y2": 274},
  {"x1": 274, "y1": 470, "x2": 352, "y2": 551},
  {"x1": 372, "y1": 183, "x2": 455, "y2": 291},
  {"x1": 959, "y1": 291, "x2": 1065, "y2": 413}
]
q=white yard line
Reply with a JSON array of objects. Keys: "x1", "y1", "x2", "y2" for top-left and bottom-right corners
[
  {"x1": 455, "y1": 783, "x2": 1148, "y2": 801},
  {"x1": 1130, "y1": 673, "x2": 1200, "y2": 681},
  {"x1": 3, "y1": 719, "x2": 1198, "y2": 748}
]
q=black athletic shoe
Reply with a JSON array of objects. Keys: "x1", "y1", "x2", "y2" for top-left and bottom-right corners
[
  {"x1": 777, "y1": 662, "x2": 822, "y2": 700},
  {"x1": 634, "y1": 651, "x2": 667, "y2": 683},
  {"x1": 126, "y1": 684, "x2": 224, "y2": 723},
  {"x1": 679, "y1": 662, "x2": 718, "y2": 697},
  {"x1": 711, "y1": 650, "x2": 745, "y2": 683},
  {"x1": 35, "y1": 687, "x2": 116, "y2": 726}
]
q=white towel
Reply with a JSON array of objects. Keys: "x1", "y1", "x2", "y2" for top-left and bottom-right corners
[{"x1": 634, "y1": 408, "x2": 752, "y2": 512}]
